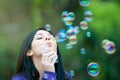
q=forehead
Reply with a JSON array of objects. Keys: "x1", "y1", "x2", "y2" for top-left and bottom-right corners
[{"x1": 35, "y1": 30, "x2": 52, "y2": 36}]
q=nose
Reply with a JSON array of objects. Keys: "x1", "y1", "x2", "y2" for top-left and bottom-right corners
[{"x1": 45, "y1": 37, "x2": 51, "y2": 40}]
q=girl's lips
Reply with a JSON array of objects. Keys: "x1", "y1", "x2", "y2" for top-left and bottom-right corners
[{"x1": 47, "y1": 42, "x2": 52, "y2": 47}]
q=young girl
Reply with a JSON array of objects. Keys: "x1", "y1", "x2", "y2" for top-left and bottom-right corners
[{"x1": 12, "y1": 28, "x2": 72, "y2": 80}]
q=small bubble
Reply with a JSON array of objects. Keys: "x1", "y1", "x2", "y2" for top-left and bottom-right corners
[
  {"x1": 80, "y1": 21, "x2": 88, "y2": 30},
  {"x1": 84, "y1": 10, "x2": 93, "y2": 22},
  {"x1": 69, "y1": 70, "x2": 75, "y2": 77},
  {"x1": 45, "y1": 24, "x2": 51, "y2": 31},
  {"x1": 80, "y1": 48, "x2": 86, "y2": 54},
  {"x1": 86, "y1": 31, "x2": 91, "y2": 37},
  {"x1": 66, "y1": 43, "x2": 73, "y2": 49}
]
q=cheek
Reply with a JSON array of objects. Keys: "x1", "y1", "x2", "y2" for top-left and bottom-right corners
[
  {"x1": 31, "y1": 41, "x2": 43, "y2": 55},
  {"x1": 52, "y1": 43, "x2": 57, "y2": 52}
]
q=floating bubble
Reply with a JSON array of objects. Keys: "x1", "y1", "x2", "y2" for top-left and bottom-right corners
[
  {"x1": 86, "y1": 31, "x2": 91, "y2": 37},
  {"x1": 66, "y1": 28, "x2": 77, "y2": 44},
  {"x1": 45, "y1": 24, "x2": 51, "y2": 31},
  {"x1": 62, "y1": 17, "x2": 73, "y2": 26},
  {"x1": 69, "y1": 70, "x2": 75, "y2": 77},
  {"x1": 80, "y1": 21, "x2": 88, "y2": 30},
  {"x1": 56, "y1": 29, "x2": 66, "y2": 42},
  {"x1": 102, "y1": 39, "x2": 116, "y2": 54},
  {"x1": 68, "y1": 12, "x2": 75, "y2": 20},
  {"x1": 105, "y1": 41, "x2": 116, "y2": 54},
  {"x1": 62, "y1": 11, "x2": 68, "y2": 17},
  {"x1": 66, "y1": 43, "x2": 73, "y2": 49},
  {"x1": 102, "y1": 39, "x2": 109, "y2": 49},
  {"x1": 66, "y1": 28, "x2": 76, "y2": 38},
  {"x1": 87, "y1": 62, "x2": 100, "y2": 77},
  {"x1": 62, "y1": 11, "x2": 75, "y2": 27},
  {"x1": 74, "y1": 26, "x2": 80, "y2": 34},
  {"x1": 84, "y1": 10, "x2": 93, "y2": 22},
  {"x1": 69, "y1": 35, "x2": 77, "y2": 44},
  {"x1": 80, "y1": 48, "x2": 86, "y2": 54},
  {"x1": 79, "y1": 0, "x2": 90, "y2": 7}
]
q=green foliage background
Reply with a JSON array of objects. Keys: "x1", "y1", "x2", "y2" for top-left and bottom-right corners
[{"x1": 0, "y1": 0, "x2": 120, "y2": 80}]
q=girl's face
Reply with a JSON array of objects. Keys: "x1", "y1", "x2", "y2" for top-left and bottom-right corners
[{"x1": 30, "y1": 30, "x2": 57, "y2": 57}]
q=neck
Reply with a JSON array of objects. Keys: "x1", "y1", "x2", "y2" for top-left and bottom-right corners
[{"x1": 32, "y1": 56, "x2": 44, "y2": 80}]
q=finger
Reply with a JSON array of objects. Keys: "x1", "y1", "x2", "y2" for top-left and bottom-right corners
[
  {"x1": 46, "y1": 51, "x2": 57, "y2": 57},
  {"x1": 51, "y1": 55, "x2": 58, "y2": 64}
]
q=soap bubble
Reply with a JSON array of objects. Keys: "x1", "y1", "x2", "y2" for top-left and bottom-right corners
[
  {"x1": 62, "y1": 11, "x2": 68, "y2": 17},
  {"x1": 87, "y1": 62, "x2": 100, "y2": 76},
  {"x1": 62, "y1": 11, "x2": 75, "y2": 27},
  {"x1": 45, "y1": 24, "x2": 51, "y2": 31},
  {"x1": 66, "y1": 28, "x2": 77, "y2": 44},
  {"x1": 66, "y1": 43, "x2": 73, "y2": 49},
  {"x1": 80, "y1": 21, "x2": 88, "y2": 30},
  {"x1": 102, "y1": 39, "x2": 116, "y2": 54},
  {"x1": 56, "y1": 29, "x2": 66, "y2": 42},
  {"x1": 79, "y1": 0, "x2": 91, "y2": 7},
  {"x1": 80, "y1": 48, "x2": 86, "y2": 54},
  {"x1": 84, "y1": 10, "x2": 93, "y2": 22},
  {"x1": 66, "y1": 28, "x2": 76, "y2": 38},
  {"x1": 68, "y1": 12, "x2": 75, "y2": 20},
  {"x1": 74, "y1": 26, "x2": 80, "y2": 34},
  {"x1": 69, "y1": 70, "x2": 75, "y2": 77},
  {"x1": 69, "y1": 35, "x2": 77, "y2": 45},
  {"x1": 86, "y1": 31, "x2": 91, "y2": 37},
  {"x1": 62, "y1": 17, "x2": 73, "y2": 26}
]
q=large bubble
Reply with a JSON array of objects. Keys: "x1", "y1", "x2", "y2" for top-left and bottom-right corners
[
  {"x1": 87, "y1": 62, "x2": 100, "y2": 76},
  {"x1": 79, "y1": 0, "x2": 91, "y2": 7}
]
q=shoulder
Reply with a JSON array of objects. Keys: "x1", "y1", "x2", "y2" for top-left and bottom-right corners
[{"x1": 12, "y1": 73, "x2": 27, "y2": 80}]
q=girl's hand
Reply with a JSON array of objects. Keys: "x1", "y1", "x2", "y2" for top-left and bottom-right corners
[{"x1": 41, "y1": 51, "x2": 58, "y2": 72}]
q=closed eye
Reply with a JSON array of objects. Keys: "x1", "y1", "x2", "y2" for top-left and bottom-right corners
[{"x1": 37, "y1": 38, "x2": 43, "y2": 40}]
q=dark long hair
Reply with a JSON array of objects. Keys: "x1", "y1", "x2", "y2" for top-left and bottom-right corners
[{"x1": 15, "y1": 28, "x2": 65, "y2": 80}]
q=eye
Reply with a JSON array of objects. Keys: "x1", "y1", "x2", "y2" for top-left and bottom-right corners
[{"x1": 37, "y1": 37, "x2": 43, "y2": 40}]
